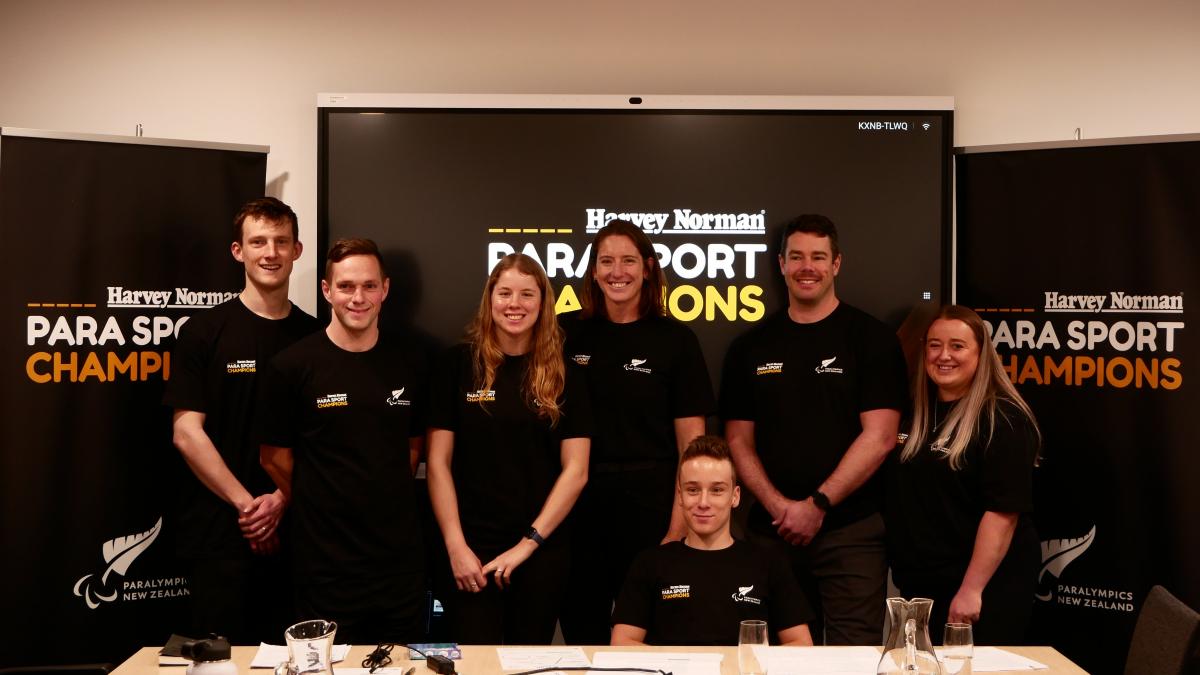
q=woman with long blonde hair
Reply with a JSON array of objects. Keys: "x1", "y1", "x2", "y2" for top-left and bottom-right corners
[
  {"x1": 884, "y1": 305, "x2": 1041, "y2": 645},
  {"x1": 426, "y1": 253, "x2": 591, "y2": 644}
]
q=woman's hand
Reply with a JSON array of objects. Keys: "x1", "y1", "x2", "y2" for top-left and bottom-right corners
[
  {"x1": 951, "y1": 511, "x2": 1019, "y2": 624},
  {"x1": 481, "y1": 539, "x2": 538, "y2": 589},
  {"x1": 948, "y1": 586, "x2": 982, "y2": 624},
  {"x1": 448, "y1": 543, "x2": 487, "y2": 593}
]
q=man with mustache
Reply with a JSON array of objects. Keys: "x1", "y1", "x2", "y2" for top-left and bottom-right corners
[{"x1": 719, "y1": 214, "x2": 907, "y2": 645}]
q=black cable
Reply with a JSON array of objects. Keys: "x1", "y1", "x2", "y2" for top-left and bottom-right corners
[
  {"x1": 362, "y1": 643, "x2": 394, "y2": 672},
  {"x1": 362, "y1": 644, "x2": 432, "y2": 674}
]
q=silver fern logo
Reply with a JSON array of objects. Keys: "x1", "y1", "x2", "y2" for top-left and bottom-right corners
[
  {"x1": 623, "y1": 358, "x2": 652, "y2": 374},
  {"x1": 1036, "y1": 525, "x2": 1096, "y2": 601},
  {"x1": 732, "y1": 585, "x2": 761, "y2": 605},
  {"x1": 815, "y1": 357, "x2": 844, "y2": 374},
  {"x1": 1035, "y1": 525, "x2": 1135, "y2": 612},
  {"x1": 73, "y1": 517, "x2": 162, "y2": 609}
]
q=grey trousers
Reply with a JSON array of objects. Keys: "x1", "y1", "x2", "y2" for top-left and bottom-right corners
[{"x1": 753, "y1": 511, "x2": 888, "y2": 646}]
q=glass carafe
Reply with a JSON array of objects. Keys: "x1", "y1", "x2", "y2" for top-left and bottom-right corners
[
  {"x1": 274, "y1": 619, "x2": 337, "y2": 675},
  {"x1": 876, "y1": 597, "x2": 942, "y2": 674}
]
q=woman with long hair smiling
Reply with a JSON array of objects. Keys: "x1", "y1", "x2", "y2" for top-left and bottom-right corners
[
  {"x1": 426, "y1": 253, "x2": 591, "y2": 644},
  {"x1": 884, "y1": 305, "x2": 1041, "y2": 644},
  {"x1": 559, "y1": 220, "x2": 714, "y2": 644}
]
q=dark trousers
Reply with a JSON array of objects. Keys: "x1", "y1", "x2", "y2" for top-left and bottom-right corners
[
  {"x1": 445, "y1": 539, "x2": 569, "y2": 644},
  {"x1": 753, "y1": 511, "x2": 888, "y2": 646},
  {"x1": 895, "y1": 524, "x2": 1039, "y2": 646},
  {"x1": 294, "y1": 571, "x2": 428, "y2": 645},
  {"x1": 560, "y1": 464, "x2": 676, "y2": 645},
  {"x1": 188, "y1": 552, "x2": 293, "y2": 645}
]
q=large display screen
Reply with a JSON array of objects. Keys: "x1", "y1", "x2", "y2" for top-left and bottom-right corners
[{"x1": 319, "y1": 95, "x2": 952, "y2": 383}]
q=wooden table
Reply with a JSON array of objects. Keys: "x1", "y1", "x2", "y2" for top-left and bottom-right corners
[{"x1": 113, "y1": 644, "x2": 1089, "y2": 675}]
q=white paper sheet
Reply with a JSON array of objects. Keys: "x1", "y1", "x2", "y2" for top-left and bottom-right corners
[
  {"x1": 591, "y1": 650, "x2": 723, "y2": 675},
  {"x1": 333, "y1": 669, "x2": 408, "y2": 675},
  {"x1": 496, "y1": 647, "x2": 591, "y2": 671},
  {"x1": 758, "y1": 645, "x2": 882, "y2": 674},
  {"x1": 934, "y1": 646, "x2": 1049, "y2": 671},
  {"x1": 250, "y1": 643, "x2": 353, "y2": 669}
]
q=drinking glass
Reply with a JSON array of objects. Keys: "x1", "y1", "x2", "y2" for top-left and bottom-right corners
[
  {"x1": 738, "y1": 620, "x2": 769, "y2": 675},
  {"x1": 942, "y1": 623, "x2": 974, "y2": 675}
]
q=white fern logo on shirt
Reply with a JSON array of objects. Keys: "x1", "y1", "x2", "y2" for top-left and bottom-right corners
[
  {"x1": 386, "y1": 387, "x2": 411, "y2": 406},
  {"x1": 815, "y1": 356, "x2": 844, "y2": 374},
  {"x1": 623, "y1": 358, "x2": 652, "y2": 374},
  {"x1": 732, "y1": 584, "x2": 761, "y2": 605}
]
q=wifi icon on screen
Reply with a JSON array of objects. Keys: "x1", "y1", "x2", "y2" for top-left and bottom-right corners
[{"x1": 921, "y1": 122, "x2": 932, "y2": 131}]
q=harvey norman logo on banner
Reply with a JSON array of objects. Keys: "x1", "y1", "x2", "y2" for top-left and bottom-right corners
[
  {"x1": 486, "y1": 207, "x2": 770, "y2": 323},
  {"x1": 1043, "y1": 291, "x2": 1183, "y2": 313},
  {"x1": 584, "y1": 208, "x2": 767, "y2": 234},
  {"x1": 23, "y1": 285, "x2": 236, "y2": 384},
  {"x1": 107, "y1": 287, "x2": 238, "y2": 308},
  {"x1": 72, "y1": 517, "x2": 189, "y2": 609},
  {"x1": 978, "y1": 289, "x2": 1185, "y2": 391}
]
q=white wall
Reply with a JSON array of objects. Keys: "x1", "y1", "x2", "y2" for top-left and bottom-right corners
[{"x1": 2, "y1": 0, "x2": 1197, "y2": 313}]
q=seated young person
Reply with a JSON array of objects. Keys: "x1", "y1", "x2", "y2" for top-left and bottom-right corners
[{"x1": 611, "y1": 436, "x2": 815, "y2": 646}]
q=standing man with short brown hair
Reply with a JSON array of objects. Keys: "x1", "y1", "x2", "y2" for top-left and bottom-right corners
[
  {"x1": 259, "y1": 238, "x2": 429, "y2": 644},
  {"x1": 165, "y1": 197, "x2": 318, "y2": 643},
  {"x1": 720, "y1": 214, "x2": 908, "y2": 645}
]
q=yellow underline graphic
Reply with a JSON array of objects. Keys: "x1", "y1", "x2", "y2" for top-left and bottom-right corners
[
  {"x1": 486, "y1": 228, "x2": 574, "y2": 234},
  {"x1": 27, "y1": 303, "x2": 96, "y2": 308}
]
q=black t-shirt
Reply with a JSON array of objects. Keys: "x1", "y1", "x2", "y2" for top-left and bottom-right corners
[
  {"x1": 162, "y1": 298, "x2": 318, "y2": 558},
  {"x1": 884, "y1": 398, "x2": 1039, "y2": 584},
  {"x1": 427, "y1": 343, "x2": 592, "y2": 557},
  {"x1": 719, "y1": 304, "x2": 908, "y2": 529},
  {"x1": 611, "y1": 539, "x2": 815, "y2": 645},
  {"x1": 562, "y1": 313, "x2": 714, "y2": 464},
  {"x1": 257, "y1": 330, "x2": 428, "y2": 584}
]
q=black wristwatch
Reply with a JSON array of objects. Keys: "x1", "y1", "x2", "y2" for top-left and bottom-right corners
[
  {"x1": 810, "y1": 490, "x2": 832, "y2": 512},
  {"x1": 524, "y1": 527, "x2": 545, "y2": 545}
]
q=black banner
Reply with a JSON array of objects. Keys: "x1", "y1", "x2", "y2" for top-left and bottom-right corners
[
  {"x1": 956, "y1": 137, "x2": 1200, "y2": 674},
  {"x1": 0, "y1": 131, "x2": 266, "y2": 666}
]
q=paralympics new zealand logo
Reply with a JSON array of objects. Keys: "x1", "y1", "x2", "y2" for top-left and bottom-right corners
[
  {"x1": 73, "y1": 517, "x2": 162, "y2": 609},
  {"x1": 732, "y1": 585, "x2": 762, "y2": 605},
  {"x1": 386, "y1": 387, "x2": 411, "y2": 406},
  {"x1": 814, "y1": 357, "x2": 844, "y2": 374},
  {"x1": 1034, "y1": 525, "x2": 1134, "y2": 612},
  {"x1": 623, "y1": 358, "x2": 652, "y2": 374}
]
